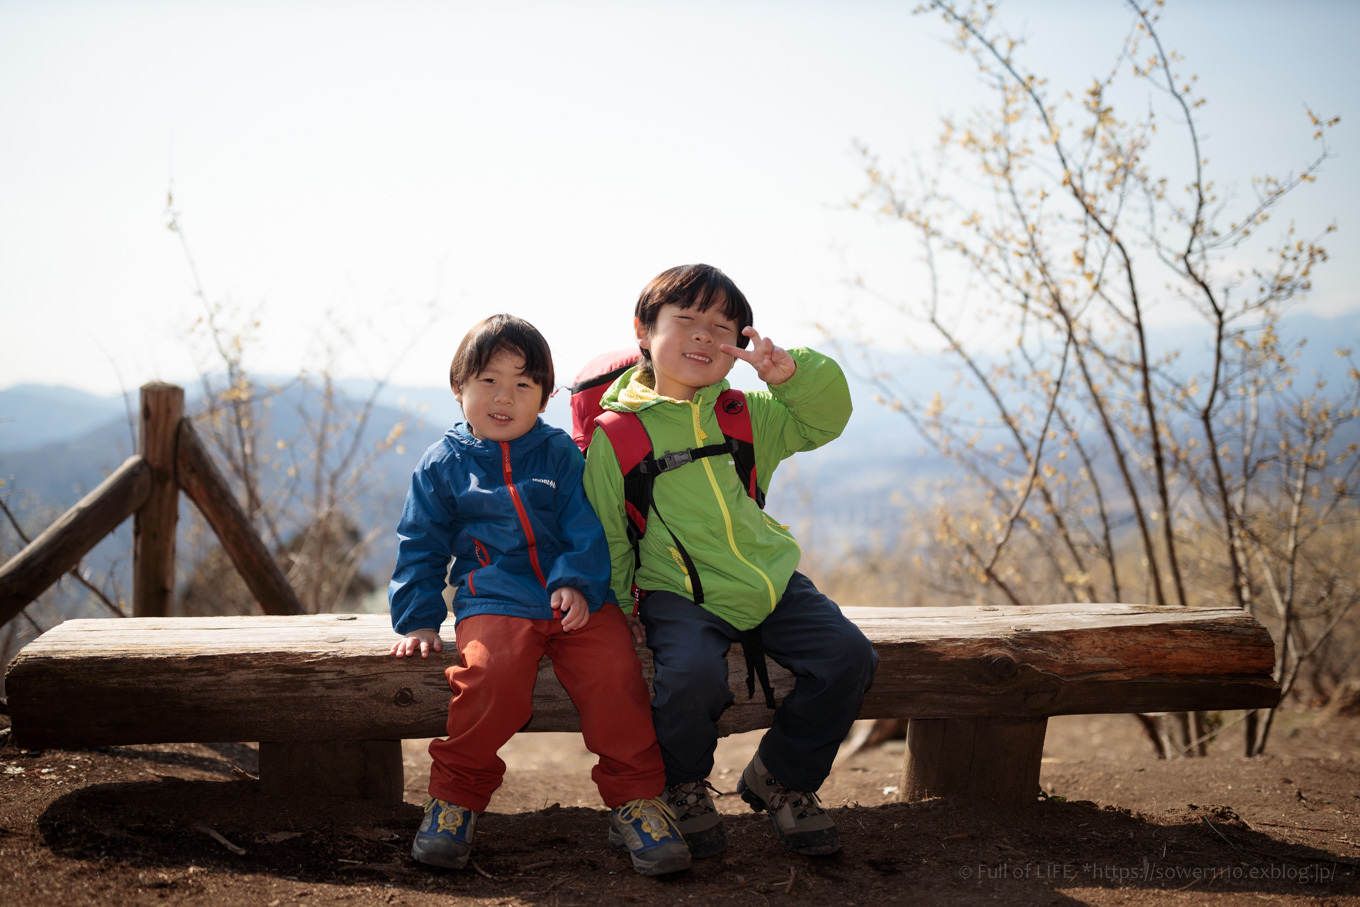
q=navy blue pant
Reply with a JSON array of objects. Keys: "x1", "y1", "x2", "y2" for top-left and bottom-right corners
[{"x1": 639, "y1": 572, "x2": 878, "y2": 792}]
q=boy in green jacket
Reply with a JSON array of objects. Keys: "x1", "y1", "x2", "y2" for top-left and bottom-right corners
[{"x1": 583, "y1": 264, "x2": 878, "y2": 858}]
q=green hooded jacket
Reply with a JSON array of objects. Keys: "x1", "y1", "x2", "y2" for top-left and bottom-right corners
[{"x1": 582, "y1": 347, "x2": 851, "y2": 631}]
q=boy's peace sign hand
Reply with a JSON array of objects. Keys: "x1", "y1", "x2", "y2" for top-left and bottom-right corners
[{"x1": 721, "y1": 327, "x2": 797, "y2": 386}]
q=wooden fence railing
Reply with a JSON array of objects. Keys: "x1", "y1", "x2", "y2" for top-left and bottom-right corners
[{"x1": 0, "y1": 382, "x2": 305, "y2": 627}]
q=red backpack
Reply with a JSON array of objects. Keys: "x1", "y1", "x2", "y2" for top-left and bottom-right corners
[{"x1": 569, "y1": 348, "x2": 775, "y2": 706}]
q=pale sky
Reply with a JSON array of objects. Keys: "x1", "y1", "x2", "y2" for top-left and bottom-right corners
[{"x1": 2, "y1": 0, "x2": 1355, "y2": 397}]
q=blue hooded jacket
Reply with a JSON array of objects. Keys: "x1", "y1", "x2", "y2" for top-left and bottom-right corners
[{"x1": 389, "y1": 418, "x2": 615, "y2": 636}]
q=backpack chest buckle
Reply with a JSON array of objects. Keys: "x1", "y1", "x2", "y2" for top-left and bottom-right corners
[{"x1": 656, "y1": 449, "x2": 693, "y2": 472}]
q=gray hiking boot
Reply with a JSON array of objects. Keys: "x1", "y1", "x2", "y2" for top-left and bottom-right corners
[
  {"x1": 662, "y1": 780, "x2": 727, "y2": 858},
  {"x1": 736, "y1": 751, "x2": 840, "y2": 855},
  {"x1": 608, "y1": 797, "x2": 692, "y2": 876}
]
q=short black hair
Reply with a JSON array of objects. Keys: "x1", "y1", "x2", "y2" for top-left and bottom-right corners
[
  {"x1": 634, "y1": 264, "x2": 753, "y2": 365},
  {"x1": 449, "y1": 314, "x2": 554, "y2": 407}
]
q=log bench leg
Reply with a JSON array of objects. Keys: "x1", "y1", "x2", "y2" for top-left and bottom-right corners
[
  {"x1": 258, "y1": 740, "x2": 404, "y2": 802},
  {"x1": 902, "y1": 717, "x2": 1047, "y2": 803}
]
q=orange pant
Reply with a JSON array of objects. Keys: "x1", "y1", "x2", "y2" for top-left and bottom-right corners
[{"x1": 427, "y1": 603, "x2": 665, "y2": 811}]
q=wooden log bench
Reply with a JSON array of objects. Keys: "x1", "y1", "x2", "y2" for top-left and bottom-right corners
[{"x1": 4, "y1": 603, "x2": 1280, "y2": 804}]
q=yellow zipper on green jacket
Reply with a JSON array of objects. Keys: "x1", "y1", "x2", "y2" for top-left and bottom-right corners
[{"x1": 689, "y1": 395, "x2": 778, "y2": 614}]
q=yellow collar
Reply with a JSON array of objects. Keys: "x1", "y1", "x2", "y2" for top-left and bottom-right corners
[{"x1": 618, "y1": 369, "x2": 691, "y2": 410}]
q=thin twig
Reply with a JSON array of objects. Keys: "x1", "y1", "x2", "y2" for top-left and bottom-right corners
[
  {"x1": 983, "y1": 333, "x2": 1073, "y2": 577},
  {"x1": 697, "y1": 873, "x2": 795, "y2": 897},
  {"x1": 1176, "y1": 867, "x2": 1225, "y2": 891},
  {"x1": 1252, "y1": 821, "x2": 1336, "y2": 833},
  {"x1": 697, "y1": 878, "x2": 758, "y2": 895},
  {"x1": 528, "y1": 874, "x2": 573, "y2": 896},
  {"x1": 0, "y1": 496, "x2": 127, "y2": 618},
  {"x1": 1199, "y1": 816, "x2": 1236, "y2": 849},
  {"x1": 1169, "y1": 708, "x2": 1254, "y2": 758},
  {"x1": 18, "y1": 610, "x2": 43, "y2": 634},
  {"x1": 194, "y1": 824, "x2": 246, "y2": 855},
  {"x1": 336, "y1": 862, "x2": 411, "y2": 877}
]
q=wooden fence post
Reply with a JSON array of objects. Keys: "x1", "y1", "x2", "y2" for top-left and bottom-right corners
[{"x1": 133, "y1": 383, "x2": 184, "y2": 617}]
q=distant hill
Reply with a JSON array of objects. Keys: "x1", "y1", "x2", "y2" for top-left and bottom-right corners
[
  {"x1": 0, "y1": 371, "x2": 935, "y2": 602},
  {"x1": 0, "y1": 384, "x2": 132, "y2": 454},
  {"x1": 5, "y1": 310, "x2": 1353, "y2": 615}
]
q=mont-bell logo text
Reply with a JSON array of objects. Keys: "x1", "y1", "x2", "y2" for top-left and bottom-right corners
[{"x1": 532, "y1": 477, "x2": 557, "y2": 489}]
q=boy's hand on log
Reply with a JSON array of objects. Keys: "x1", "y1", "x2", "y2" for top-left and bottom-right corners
[
  {"x1": 391, "y1": 628, "x2": 444, "y2": 659},
  {"x1": 552, "y1": 586, "x2": 590, "y2": 632},
  {"x1": 721, "y1": 327, "x2": 797, "y2": 386},
  {"x1": 626, "y1": 608, "x2": 646, "y2": 646}
]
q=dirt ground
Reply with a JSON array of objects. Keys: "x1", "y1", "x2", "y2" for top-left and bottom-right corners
[{"x1": 1, "y1": 710, "x2": 1357, "y2": 906}]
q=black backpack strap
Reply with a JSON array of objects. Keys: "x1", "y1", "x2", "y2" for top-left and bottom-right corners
[
  {"x1": 596, "y1": 410, "x2": 710, "y2": 605},
  {"x1": 595, "y1": 411, "x2": 658, "y2": 585},
  {"x1": 596, "y1": 397, "x2": 779, "y2": 709},
  {"x1": 630, "y1": 439, "x2": 746, "y2": 607},
  {"x1": 568, "y1": 359, "x2": 636, "y2": 394},
  {"x1": 738, "y1": 625, "x2": 777, "y2": 709},
  {"x1": 619, "y1": 464, "x2": 651, "y2": 575},
  {"x1": 645, "y1": 502, "x2": 705, "y2": 606},
  {"x1": 638, "y1": 438, "x2": 741, "y2": 477}
]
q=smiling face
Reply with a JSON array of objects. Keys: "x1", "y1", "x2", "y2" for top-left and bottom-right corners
[
  {"x1": 453, "y1": 349, "x2": 547, "y2": 441},
  {"x1": 636, "y1": 302, "x2": 739, "y2": 401}
]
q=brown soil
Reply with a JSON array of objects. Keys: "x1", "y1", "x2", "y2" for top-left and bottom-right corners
[{"x1": 1, "y1": 711, "x2": 1357, "y2": 905}]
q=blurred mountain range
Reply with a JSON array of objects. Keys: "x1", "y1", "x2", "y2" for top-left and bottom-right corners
[
  {"x1": 4, "y1": 310, "x2": 1354, "y2": 607},
  {"x1": 0, "y1": 367, "x2": 934, "y2": 608}
]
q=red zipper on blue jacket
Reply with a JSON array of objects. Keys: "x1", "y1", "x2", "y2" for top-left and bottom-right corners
[
  {"x1": 467, "y1": 539, "x2": 492, "y2": 595},
  {"x1": 501, "y1": 441, "x2": 547, "y2": 587}
]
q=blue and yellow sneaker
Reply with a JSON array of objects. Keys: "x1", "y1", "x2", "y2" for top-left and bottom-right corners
[
  {"x1": 608, "y1": 797, "x2": 692, "y2": 876},
  {"x1": 411, "y1": 798, "x2": 477, "y2": 869}
]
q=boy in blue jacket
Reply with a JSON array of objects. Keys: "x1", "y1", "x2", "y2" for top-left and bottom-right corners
[{"x1": 389, "y1": 314, "x2": 689, "y2": 877}]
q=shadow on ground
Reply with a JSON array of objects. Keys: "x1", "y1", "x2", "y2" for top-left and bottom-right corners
[{"x1": 37, "y1": 775, "x2": 1357, "y2": 904}]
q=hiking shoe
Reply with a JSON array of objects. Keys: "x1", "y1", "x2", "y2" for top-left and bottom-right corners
[
  {"x1": 662, "y1": 780, "x2": 727, "y2": 858},
  {"x1": 737, "y1": 751, "x2": 840, "y2": 855},
  {"x1": 608, "y1": 797, "x2": 692, "y2": 876},
  {"x1": 411, "y1": 798, "x2": 477, "y2": 869}
]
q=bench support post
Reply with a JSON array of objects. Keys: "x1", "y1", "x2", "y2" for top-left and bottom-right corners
[
  {"x1": 902, "y1": 717, "x2": 1047, "y2": 803},
  {"x1": 258, "y1": 740, "x2": 404, "y2": 802}
]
